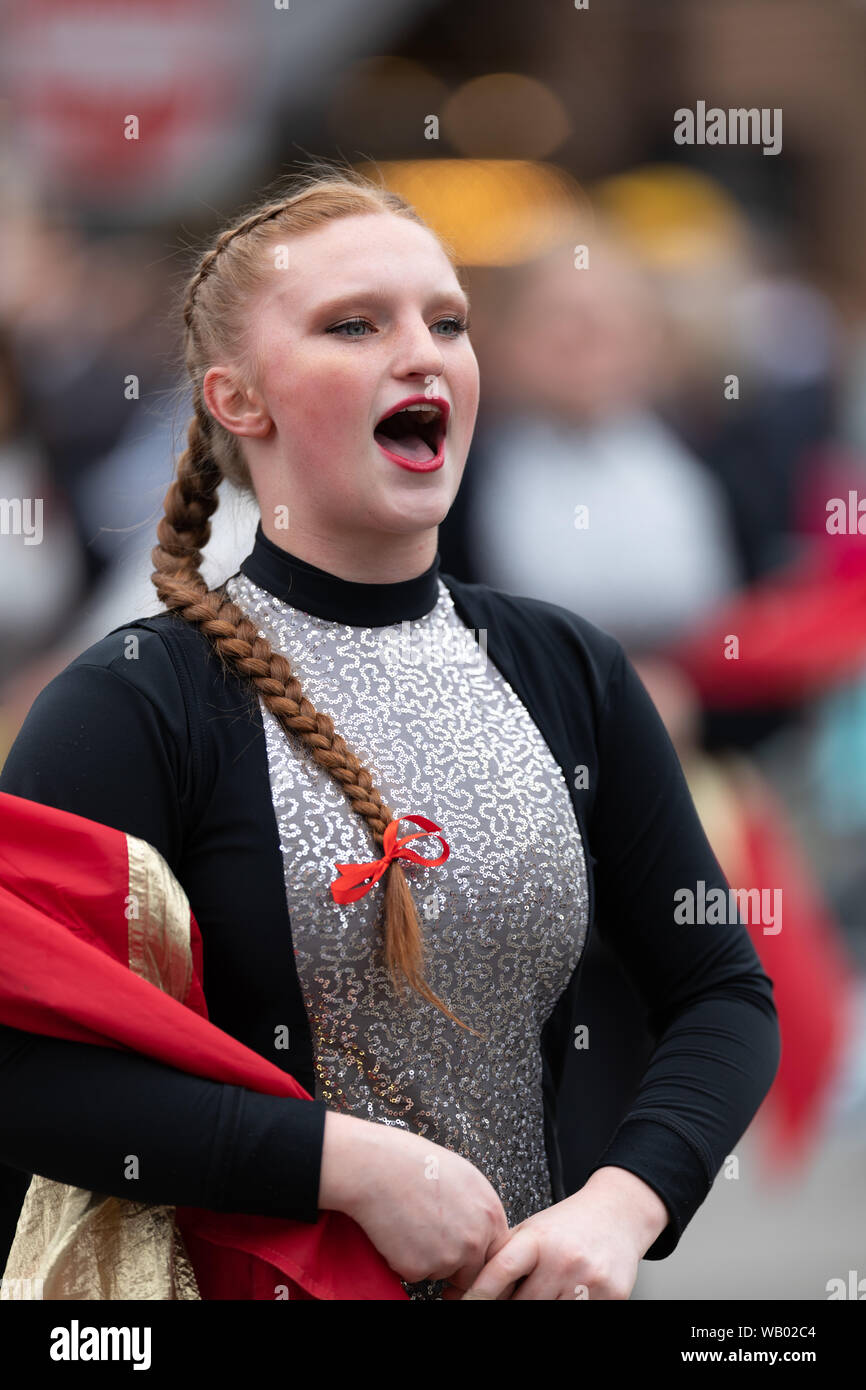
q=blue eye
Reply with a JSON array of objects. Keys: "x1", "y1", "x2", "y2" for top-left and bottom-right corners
[
  {"x1": 434, "y1": 316, "x2": 470, "y2": 337},
  {"x1": 327, "y1": 318, "x2": 373, "y2": 338}
]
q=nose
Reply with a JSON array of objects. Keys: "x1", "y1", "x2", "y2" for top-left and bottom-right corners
[{"x1": 391, "y1": 313, "x2": 446, "y2": 381}]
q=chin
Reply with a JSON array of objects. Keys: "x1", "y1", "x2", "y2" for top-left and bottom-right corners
[
  {"x1": 371, "y1": 491, "x2": 453, "y2": 535},
  {"x1": 383, "y1": 507, "x2": 450, "y2": 536}
]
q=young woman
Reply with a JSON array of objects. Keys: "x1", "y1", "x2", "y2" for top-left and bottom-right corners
[{"x1": 0, "y1": 169, "x2": 780, "y2": 1301}]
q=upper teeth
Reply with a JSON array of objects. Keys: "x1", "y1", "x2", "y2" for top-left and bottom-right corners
[{"x1": 394, "y1": 404, "x2": 441, "y2": 420}]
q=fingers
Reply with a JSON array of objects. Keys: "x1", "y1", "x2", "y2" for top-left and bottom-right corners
[
  {"x1": 508, "y1": 1270, "x2": 562, "y2": 1300},
  {"x1": 442, "y1": 1279, "x2": 518, "y2": 1300},
  {"x1": 444, "y1": 1215, "x2": 513, "y2": 1295},
  {"x1": 459, "y1": 1231, "x2": 538, "y2": 1300},
  {"x1": 486, "y1": 1221, "x2": 520, "y2": 1260}
]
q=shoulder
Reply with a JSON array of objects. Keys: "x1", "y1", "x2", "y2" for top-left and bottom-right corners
[
  {"x1": 0, "y1": 613, "x2": 224, "y2": 862},
  {"x1": 50, "y1": 612, "x2": 196, "y2": 712},
  {"x1": 64, "y1": 610, "x2": 230, "y2": 696},
  {"x1": 440, "y1": 572, "x2": 625, "y2": 698},
  {"x1": 9, "y1": 611, "x2": 226, "y2": 755}
]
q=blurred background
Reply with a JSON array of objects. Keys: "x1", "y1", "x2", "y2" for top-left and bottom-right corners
[{"x1": 1, "y1": 0, "x2": 865, "y2": 1298}]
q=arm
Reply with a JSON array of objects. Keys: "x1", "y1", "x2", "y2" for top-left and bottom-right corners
[
  {"x1": 0, "y1": 1024, "x2": 326, "y2": 1221},
  {"x1": 0, "y1": 634, "x2": 326, "y2": 1267},
  {"x1": 585, "y1": 642, "x2": 781, "y2": 1258}
]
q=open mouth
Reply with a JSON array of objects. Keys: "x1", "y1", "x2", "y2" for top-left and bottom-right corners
[{"x1": 373, "y1": 398, "x2": 448, "y2": 466}]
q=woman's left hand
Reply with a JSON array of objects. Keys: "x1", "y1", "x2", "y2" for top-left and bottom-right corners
[{"x1": 441, "y1": 1165, "x2": 669, "y2": 1300}]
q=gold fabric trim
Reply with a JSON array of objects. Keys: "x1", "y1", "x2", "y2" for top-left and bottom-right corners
[
  {"x1": 126, "y1": 830, "x2": 194, "y2": 1002},
  {"x1": 2, "y1": 833, "x2": 202, "y2": 1299}
]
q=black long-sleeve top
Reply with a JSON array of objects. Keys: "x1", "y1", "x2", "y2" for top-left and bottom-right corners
[{"x1": 0, "y1": 524, "x2": 781, "y2": 1270}]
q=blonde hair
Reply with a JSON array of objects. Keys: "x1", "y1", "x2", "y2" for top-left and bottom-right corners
[{"x1": 152, "y1": 163, "x2": 476, "y2": 1033}]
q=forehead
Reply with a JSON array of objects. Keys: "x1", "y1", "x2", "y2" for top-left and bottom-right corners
[{"x1": 263, "y1": 212, "x2": 460, "y2": 309}]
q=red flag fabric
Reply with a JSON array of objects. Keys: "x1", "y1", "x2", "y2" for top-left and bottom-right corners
[
  {"x1": 666, "y1": 444, "x2": 866, "y2": 708},
  {"x1": 0, "y1": 790, "x2": 407, "y2": 1300},
  {"x1": 730, "y1": 769, "x2": 857, "y2": 1169},
  {"x1": 667, "y1": 554, "x2": 866, "y2": 707}
]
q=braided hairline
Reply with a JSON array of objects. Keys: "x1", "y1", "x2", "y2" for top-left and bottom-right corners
[
  {"x1": 183, "y1": 180, "x2": 419, "y2": 334},
  {"x1": 183, "y1": 199, "x2": 291, "y2": 334}
]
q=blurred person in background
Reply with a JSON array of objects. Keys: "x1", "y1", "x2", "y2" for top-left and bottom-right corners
[
  {"x1": 9, "y1": 225, "x2": 183, "y2": 592},
  {"x1": 0, "y1": 328, "x2": 86, "y2": 695},
  {"x1": 0, "y1": 218, "x2": 259, "y2": 754},
  {"x1": 621, "y1": 168, "x2": 866, "y2": 947},
  {"x1": 595, "y1": 165, "x2": 841, "y2": 588},
  {"x1": 594, "y1": 166, "x2": 866, "y2": 765}
]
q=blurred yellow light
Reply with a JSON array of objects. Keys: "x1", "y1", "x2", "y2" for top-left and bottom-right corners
[
  {"x1": 355, "y1": 159, "x2": 591, "y2": 267},
  {"x1": 593, "y1": 164, "x2": 748, "y2": 268}
]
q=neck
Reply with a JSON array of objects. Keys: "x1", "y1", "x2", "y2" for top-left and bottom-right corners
[
  {"x1": 259, "y1": 516, "x2": 438, "y2": 585},
  {"x1": 240, "y1": 521, "x2": 442, "y2": 626}
]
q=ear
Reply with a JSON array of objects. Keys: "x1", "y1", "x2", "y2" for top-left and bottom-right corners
[{"x1": 202, "y1": 365, "x2": 272, "y2": 438}]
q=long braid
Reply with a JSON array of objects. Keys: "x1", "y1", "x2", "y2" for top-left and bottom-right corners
[{"x1": 154, "y1": 186, "x2": 479, "y2": 1034}]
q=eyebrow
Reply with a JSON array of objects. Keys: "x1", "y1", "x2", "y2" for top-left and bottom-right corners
[{"x1": 308, "y1": 285, "x2": 471, "y2": 320}]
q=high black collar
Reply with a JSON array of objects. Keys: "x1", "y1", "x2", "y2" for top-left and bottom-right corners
[{"x1": 238, "y1": 522, "x2": 442, "y2": 626}]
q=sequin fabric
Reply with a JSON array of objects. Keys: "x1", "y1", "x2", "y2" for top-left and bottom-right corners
[{"x1": 225, "y1": 573, "x2": 589, "y2": 1301}]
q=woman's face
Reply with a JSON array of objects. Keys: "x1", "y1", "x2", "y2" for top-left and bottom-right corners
[
  {"x1": 487, "y1": 243, "x2": 664, "y2": 425},
  {"x1": 206, "y1": 212, "x2": 479, "y2": 552}
]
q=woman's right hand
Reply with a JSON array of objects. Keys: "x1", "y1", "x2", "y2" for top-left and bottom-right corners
[{"x1": 319, "y1": 1111, "x2": 510, "y2": 1287}]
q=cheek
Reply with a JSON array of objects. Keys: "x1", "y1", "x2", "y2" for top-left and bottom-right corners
[{"x1": 270, "y1": 358, "x2": 372, "y2": 447}]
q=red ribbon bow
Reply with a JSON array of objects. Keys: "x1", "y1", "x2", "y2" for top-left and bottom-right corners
[{"x1": 330, "y1": 815, "x2": 450, "y2": 905}]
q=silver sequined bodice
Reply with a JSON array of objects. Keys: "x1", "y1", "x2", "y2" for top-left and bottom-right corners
[{"x1": 226, "y1": 572, "x2": 589, "y2": 1299}]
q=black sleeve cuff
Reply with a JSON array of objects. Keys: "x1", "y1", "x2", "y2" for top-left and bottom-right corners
[
  {"x1": 589, "y1": 1116, "x2": 713, "y2": 1260},
  {"x1": 222, "y1": 1090, "x2": 327, "y2": 1225}
]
